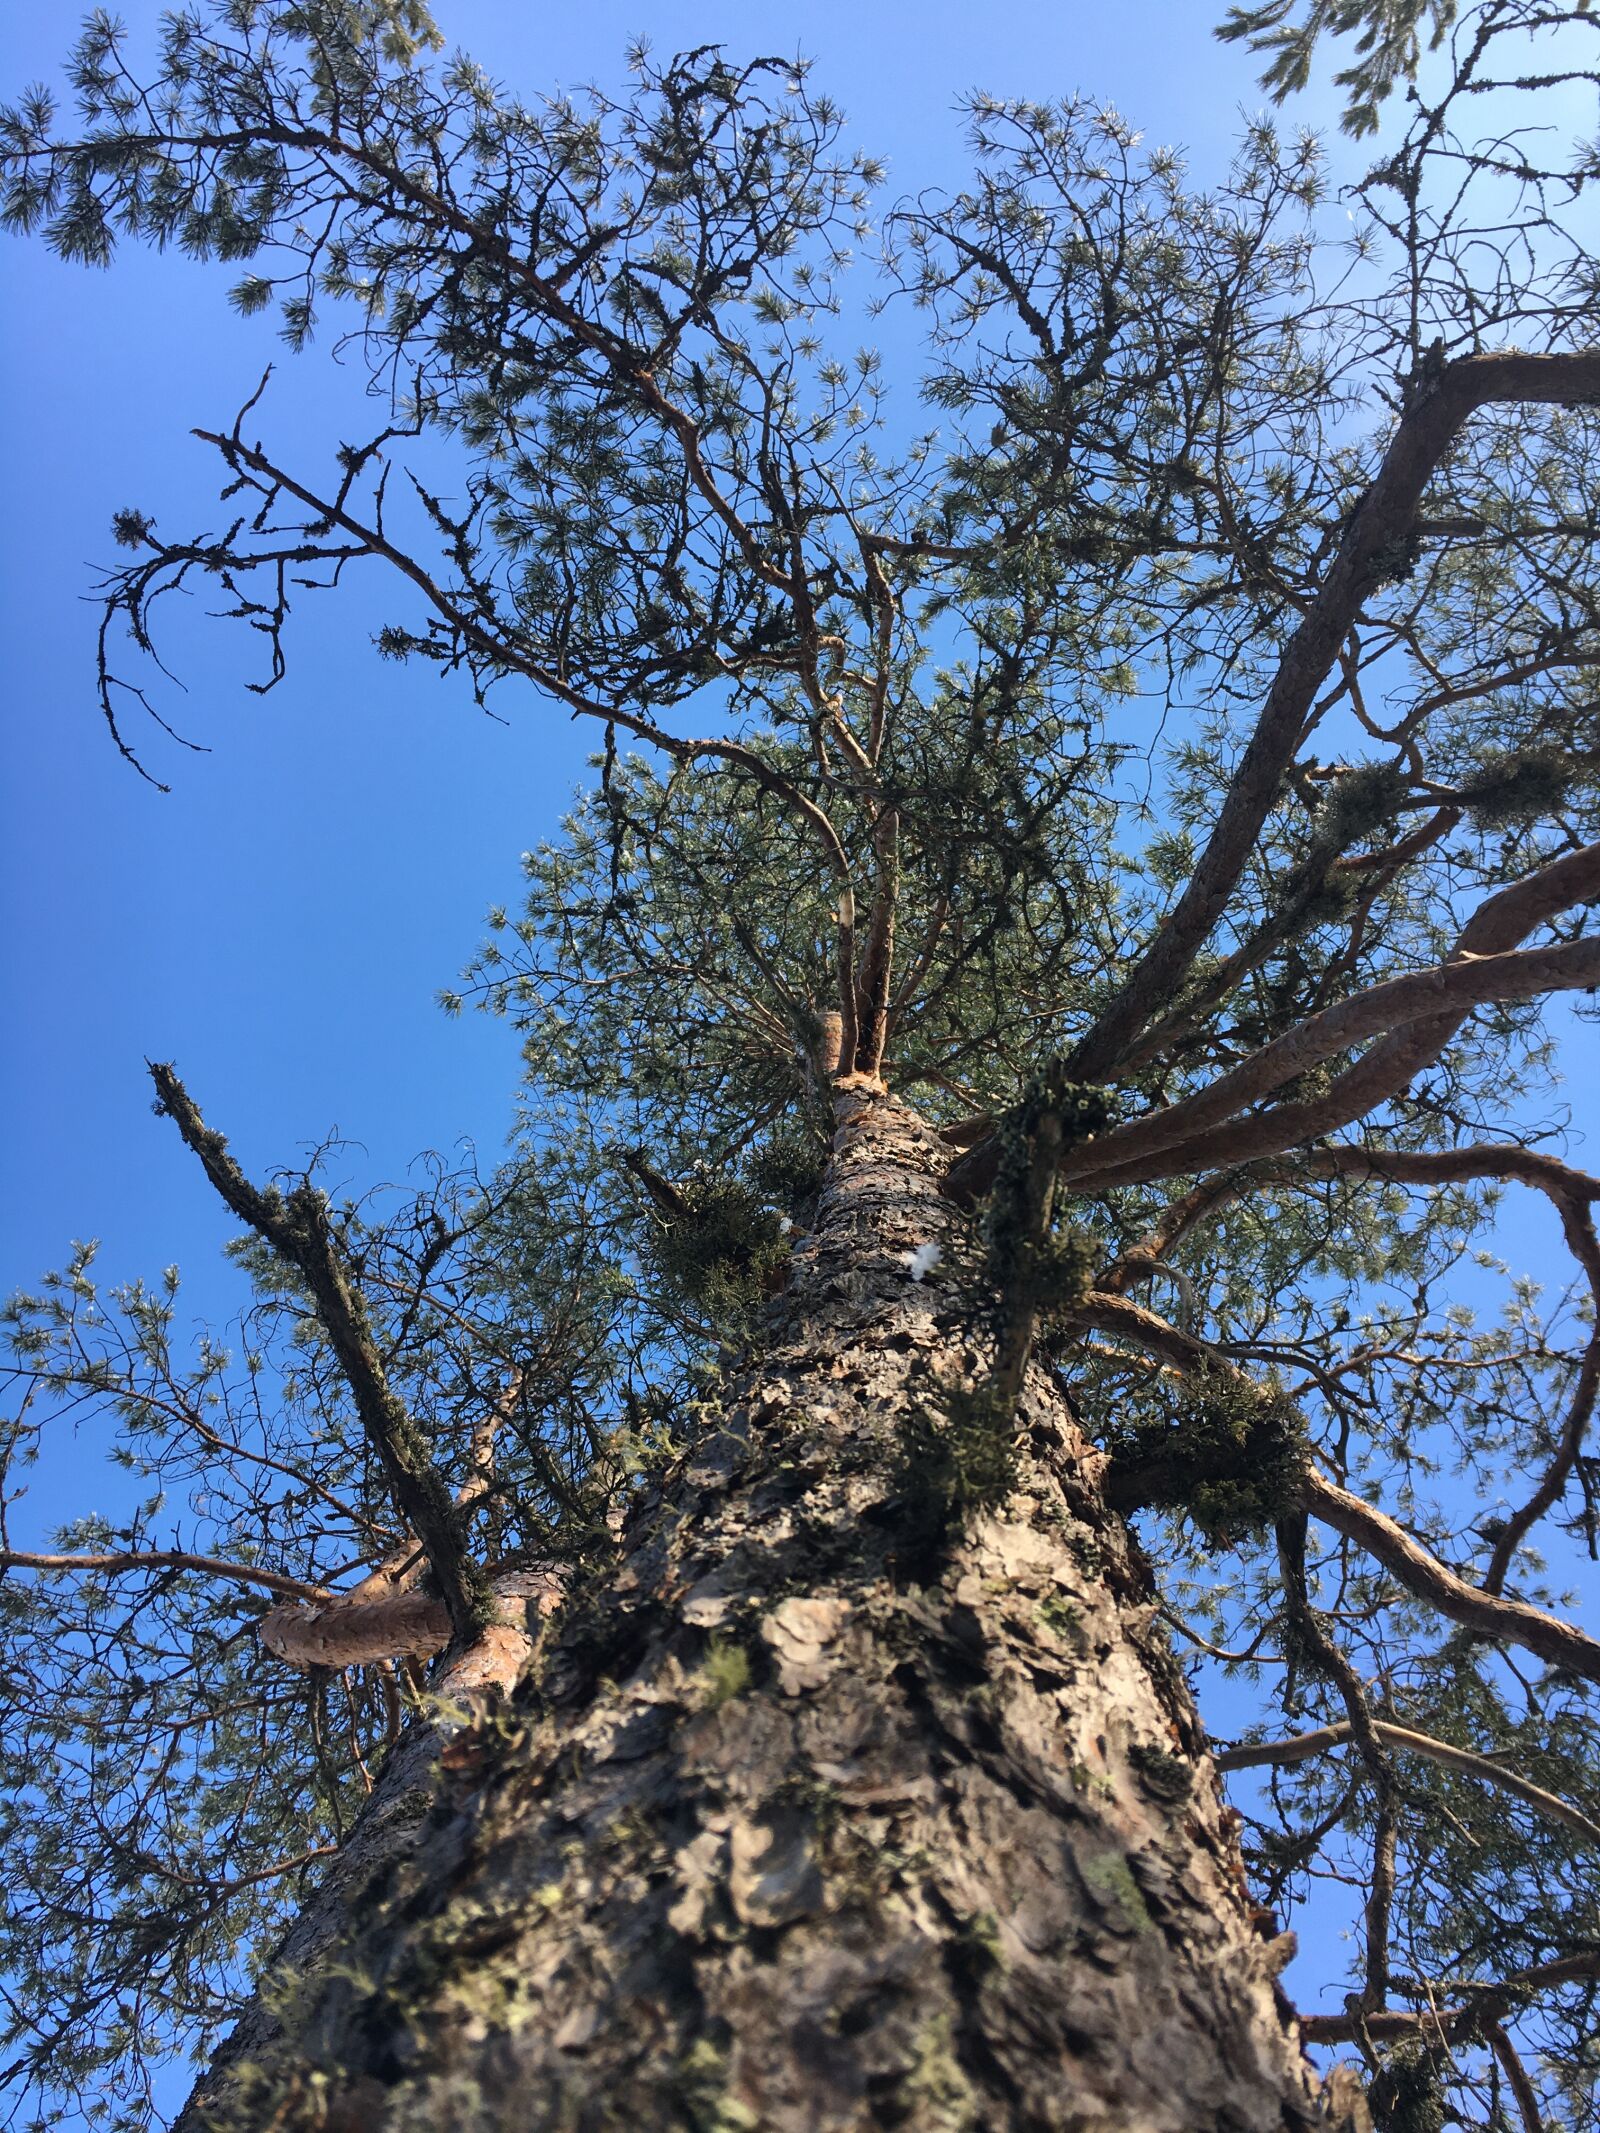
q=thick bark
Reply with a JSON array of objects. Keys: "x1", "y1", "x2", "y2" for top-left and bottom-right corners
[{"x1": 181, "y1": 1087, "x2": 1360, "y2": 2133}]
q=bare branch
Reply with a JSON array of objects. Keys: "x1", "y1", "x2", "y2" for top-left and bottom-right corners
[
  {"x1": 189, "y1": 425, "x2": 856, "y2": 889},
  {"x1": 1217, "y1": 1719, "x2": 1600, "y2": 1848},
  {"x1": 0, "y1": 1549, "x2": 328, "y2": 1605},
  {"x1": 1299, "y1": 1953, "x2": 1600, "y2": 2046},
  {"x1": 1289, "y1": 1141, "x2": 1600, "y2": 1593}
]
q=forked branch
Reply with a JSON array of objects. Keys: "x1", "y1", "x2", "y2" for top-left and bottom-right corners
[
  {"x1": 1217, "y1": 1719, "x2": 1600, "y2": 1848},
  {"x1": 1067, "y1": 349, "x2": 1600, "y2": 1081}
]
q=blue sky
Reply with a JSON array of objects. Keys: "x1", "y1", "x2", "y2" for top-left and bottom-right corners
[{"x1": 2, "y1": 1, "x2": 1595, "y2": 2114}]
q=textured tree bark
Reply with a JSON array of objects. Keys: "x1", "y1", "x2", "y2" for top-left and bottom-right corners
[{"x1": 181, "y1": 1086, "x2": 1364, "y2": 2133}]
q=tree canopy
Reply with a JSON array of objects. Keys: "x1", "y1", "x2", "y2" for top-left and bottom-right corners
[{"x1": 3, "y1": 2, "x2": 1600, "y2": 2126}]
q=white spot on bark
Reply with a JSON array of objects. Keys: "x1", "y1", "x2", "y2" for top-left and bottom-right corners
[
  {"x1": 681, "y1": 1574, "x2": 734, "y2": 1629},
  {"x1": 762, "y1": 1594, "x2": 851, "y2": 1694}
]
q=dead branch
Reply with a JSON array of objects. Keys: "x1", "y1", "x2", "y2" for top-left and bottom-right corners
[
  {"x1": 1298, "y1": 1952, "x2": 1600, "y2": 2045},
  {"x1": 148, "y1": 1062, "x2": 493, "y2": 1643},
  {"x1": 258, "y1": 1569, "x2": 565, "y2": 1672}
]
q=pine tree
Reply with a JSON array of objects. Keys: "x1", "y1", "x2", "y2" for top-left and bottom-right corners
[{"x1": 4, "y1": 3, "x2": 1599, "y2": 2126}]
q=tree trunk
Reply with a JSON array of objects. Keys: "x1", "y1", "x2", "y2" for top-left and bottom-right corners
[{"x1": 181, "y1": 1086, "x2": 1363, "y2": 2133}]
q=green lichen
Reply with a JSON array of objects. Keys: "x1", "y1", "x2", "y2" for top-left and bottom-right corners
[
  {"x1": 1285, "y1": 869, "x2": 1363, "y2": 937},
  {"x1": 1034, "y1": 1593, "x2": 1087, "y2": 1649},
  {"x1": 903, "y1": 1069, "x2": 1109, "y2": 1547},
  {"x1": 773, "y1": 1769, "x2": 842, "y2": 1840},
  {"x1": 191, "y1": 2019, "x2": 396, "y2": 2133},
  {"x1": 1323, "y1": 761, "x2": 1409, "y2": 842},
  {"x1": 747, "y1": 1110, "x2": 830, "y2": 1213},
  {"x1": 954, "y1": 1906, "x2": 1005, "y2": 1975},
  {"x1": 616, "y1": 1393, "x2": 687, "y2": 1477},
  {"x1": 696, "y1": 1634, "x2": 753, "y2": 1711},
  {"x1": 1457, "y1": 744, "x2": 1574, "y2": 828},
  {"x1": 1365, "y1": 533, "x2": 1423, "y2": 586},
  {"x1": 982, "y1": 1068, "x2": 1107, "y2": 1322},
  {"x1": 1102, "y1": 1367, "x2": 1306, "y2": 1546},
  {"x1": 674, "y1": 2038, "x2": 761, "y2": 2133},
  {"x1": 898, "y1": 2013, "x2": 979, "y2": 2132},
  {"x1": 651, "y1": 1176, "x2": 790, "y2": 1325},
  {"x1": 1077, "y1": 1849, "x2": 1153, "y2": 1934},
  {"x1": 1366, "y1": 2042, "x2": 1446, "y2": 2133},
  {"x1": 897, "y1": 1378, "x2": 1018, "y2": 1538},
  {"x1": 1068, "y1": 1530, "x2": 1105, "y2": 1575}
]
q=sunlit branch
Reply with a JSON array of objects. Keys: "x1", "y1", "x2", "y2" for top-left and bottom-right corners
[
  {"x1": 0, "y1": 1549, "x2": 329, "y2": 1605},
  {"x1": 1289, "y1": 1140, "x2": 1600, "y2": 1592},
  {"x1": 1068, "y1": 1290, "x2": 1600, "y2": 1687},
  {"x1": 1303, "y1": 1464, "x2": 1600, "y2": 1688},
  {"x1": 1217, "y1": 1719, "x2": 1600, "y2": 1848},
  {"x1": 1078, "y1": 935, "x2": 1600, "y2": 1188},
  {"x1": 1068, "y1": 349, "x2": 1600, "y2": 1082},
  {"x1": 855, "y1": 807, "x2": 900, "y2": 1078}
]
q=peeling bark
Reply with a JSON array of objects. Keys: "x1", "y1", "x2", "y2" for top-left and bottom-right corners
[
  {"x1": 259, "y1": 1572, "x2": 565, "y2": 1673},
  {"x1": 181, "y1": 1089, "x2": 1363, "y2": 2133}
]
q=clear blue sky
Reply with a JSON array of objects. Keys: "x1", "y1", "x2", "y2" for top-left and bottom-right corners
[{"x1": 1, "y1": 3, "x2": 1593, "y2": 2111}]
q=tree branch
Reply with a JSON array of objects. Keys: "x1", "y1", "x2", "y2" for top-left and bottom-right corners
[
  {"x1": 1066, "y1": 932, "x2": 1600, "y2": 1191},
  {"x1": 1217, "y1": 1719, "x2": 1600, "y2": 1848},
  {"x1": 260, "y1": 1569, "x2": 566, "y2": 1675},
  {"x1": 0, "y1": 1549, "x2": 329, "y2": 1605},
  {"x1": 946, "y1": 837, "x2": 1600, "y2": 1203},
  {"x1": 1298, "y1": 1952, "x2": 1600, "y2": 2045},
  {"x1": 1301, "y1": 1465, "x2": 1600, "y2": 1689},
  {"x1": 1485, "y1": 2021, "x2": 1545, "y2": 2133},
  {"x1": 190, "y1": 424, "x2": 855, "y2": 890},
  {"x1": 1288, "y1": 1141, "x2": 1600, "y2": 1594},
  {"x1": 1067, "y1": 349, "x2": 1600, "y2": 1082},
  {"x1": 1293, "y1": 1141, "x2": 1600, "y2": 1216},
  {"x1": 1067, "y1": 1291, "x2": 1600, "y2": 1687},
  {"x1": 148, "y1": 1062, "x2": 493, "y2": 1644}
]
